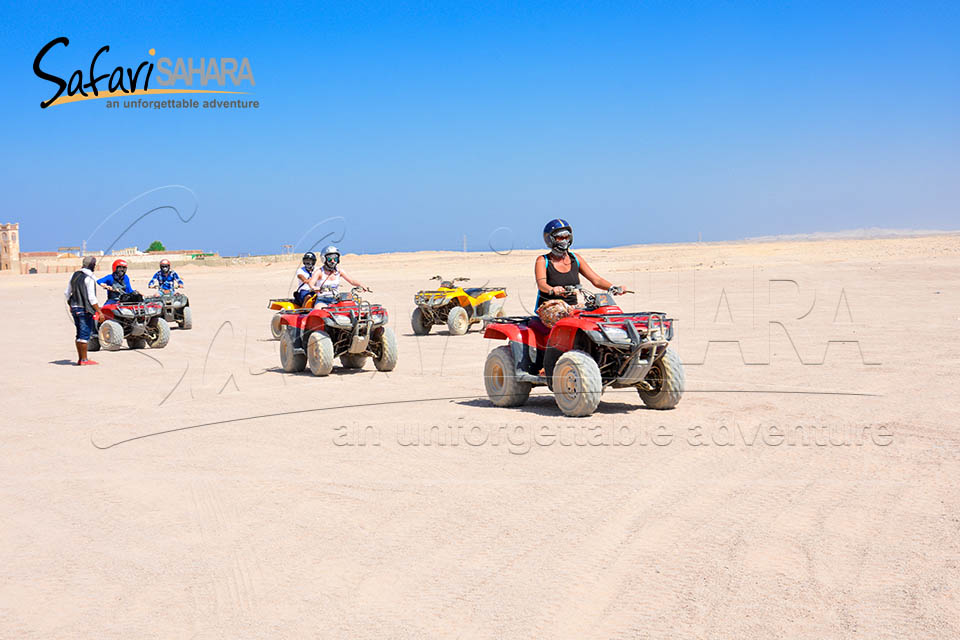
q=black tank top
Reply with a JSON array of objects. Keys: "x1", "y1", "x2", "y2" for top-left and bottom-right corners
[{"x1": 536, "y1": 252, "x2": 580, "y2": 308}]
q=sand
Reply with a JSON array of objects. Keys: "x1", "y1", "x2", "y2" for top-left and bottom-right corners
[{"x1": 1, "y1": 235, "x2": 958, "y2": 638}]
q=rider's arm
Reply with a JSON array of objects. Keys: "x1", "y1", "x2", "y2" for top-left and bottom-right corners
[
  {"x1": 577, "y1": 255, "x2": 618, "y2": 291},
  {"x1": 340, "y1": 271, "x2": 364, "y2": 289},
  {"x1": 96, "y1": 274, "x2": 111, "y2": 288},
  {"x1": 305, "y1": 270, "x2": 320, "y2": 289},
  {"x1": 123, "y1": 275, "x2": 135, "y2": 293},
  {"x1": 174, "y1": 271, "x2": 184, "y2": 286},
  {"x1": 148, "y1": 271, "x2": 159, "y2": 287}
]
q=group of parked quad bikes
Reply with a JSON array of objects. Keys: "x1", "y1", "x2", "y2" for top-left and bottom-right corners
[{"x1": 267, "y1": 274, "x2": 684, "y2": 417}]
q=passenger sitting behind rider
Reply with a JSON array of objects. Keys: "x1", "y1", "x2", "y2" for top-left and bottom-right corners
[
  {"x1": 535, "y1": 219, "x2": 624, "y2": 313},
  {"x1": 148, "y1": 258, "x2": 184, "y2": 292},
  {"x1": 293, "y1": 251, "x2": 318, "y2": 307},
  {"x1": 307, "y1": 245, "x2": 366, "y2": 304},
  {"x1": 97, "y1": 259, "x2": 136, "y2": 302}
]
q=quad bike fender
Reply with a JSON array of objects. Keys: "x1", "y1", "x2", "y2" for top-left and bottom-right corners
[
  {"x1": 268, "y1": 299, "x2": 298, "y2": 311},
  {"x1": 279, "y1": 312, "x2": 308, "y2": 330},
  {"x1": 546, "y1": 319, "x2": 581, "y2": 352},
  {"x1": 483, "y1": 323, "x2": 539, "y2": 348}
]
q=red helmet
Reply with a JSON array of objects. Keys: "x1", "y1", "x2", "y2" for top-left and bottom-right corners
[
  {"x1": 159, "y1": 259, "x2": 170, "y2": 267},
  {"x1": 112, "y1": 259, "x2": 128, "y2": 271}
]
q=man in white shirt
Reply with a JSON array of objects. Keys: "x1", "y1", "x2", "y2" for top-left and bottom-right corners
[{"x1": 64, "y1": 255, "x2": 104, "y2": 366}]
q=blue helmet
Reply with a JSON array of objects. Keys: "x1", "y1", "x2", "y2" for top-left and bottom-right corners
[{"x1": 543, "y1": 218, "x2": 573, "y2": 251}]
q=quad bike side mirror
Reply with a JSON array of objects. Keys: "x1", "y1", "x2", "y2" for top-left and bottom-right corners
[
  {"x1": 430, "y1": 275, "x2": 442, "y2": 281},
  {"x1": 454, "y1": 277, "x2": 470, "y2": 282}
]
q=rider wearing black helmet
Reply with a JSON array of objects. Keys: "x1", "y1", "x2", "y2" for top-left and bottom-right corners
[
  {"x1": 293, "y1": 252, "x2": 317, "y2": 306},
  {"x1": 535, "y1": 218, "x2": 623, "y2": 309}
]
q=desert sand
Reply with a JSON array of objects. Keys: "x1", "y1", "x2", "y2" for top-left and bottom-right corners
[{"x1": 1, "y1": 235, "x2": 958, "y2": 638}]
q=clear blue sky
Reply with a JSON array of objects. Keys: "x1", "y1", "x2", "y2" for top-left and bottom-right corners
[{"x1": 1, "y1": 1, "x2": 957, "y2": 255}]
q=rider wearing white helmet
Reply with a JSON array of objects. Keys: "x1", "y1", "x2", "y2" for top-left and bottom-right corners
[{"x1": 307, "y1": 245, "x2": 366, "y2": 304}]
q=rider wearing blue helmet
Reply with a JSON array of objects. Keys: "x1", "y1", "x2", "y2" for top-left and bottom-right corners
[{"x1": 535, "y1": 219, "x2": 623, "y2": 309}]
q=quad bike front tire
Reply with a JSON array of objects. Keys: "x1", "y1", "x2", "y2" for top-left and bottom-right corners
[
  {"x1": 99, "y1": 320, "x2": 124, "y2": 351},
  {"x1": 87, "y1": 335, "x2": 101, "y2": 352},
  {"x1": 637, "y1": 347, "x2": 684, "y2": 410},
  {"x1": 373, "y1": 327, "x2": 398, "y2": 371},
  {"x1": 147, "y1": 318, "x2": 171, "y2": 349},
  {"x1": 411, "y1": 307, "x2": 432, "y2": 335},
  {"x1": 279, "y1": 328, "x2": 306, "y2": 372},
  {"x1": 307, "y1": 331, "x2": 335, "y2": 376},
  {"x1": 447, "y1": 306, "x2": 469, "y2": 335},
  {"x1": 484, "y1": 345, "x2": 532, "y2": 407},
  {"x1": 179, "y1": 306, "x2": 193, "y2": 330},
  {"x1": 270, "y1": 313, "x2": 283, "y2": 340},
  {"x1": 552, "y1": 350, "x2": 603, "y2": 417},
  {"x1": 127, "y1": 337, "x2": 147, "y2": 349},
  {"x1": 340, "y1": 353, "x2": 367, "y2": 369}
]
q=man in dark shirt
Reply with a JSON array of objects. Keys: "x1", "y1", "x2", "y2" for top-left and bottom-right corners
[{"x1": 64, "y1": 256, "x2": 104, "y2": 365}]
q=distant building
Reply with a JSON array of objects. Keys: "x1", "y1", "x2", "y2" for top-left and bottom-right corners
[
  {"x1": 0, "y1": 223, "x2": 21, "y2": 271},
  {"x1": 111, "y1": 246, "x2": 141, "y2": 256}
]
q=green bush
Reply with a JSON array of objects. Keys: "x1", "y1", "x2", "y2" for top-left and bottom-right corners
[{"x1": 147, "y1": 240, "x2": 165, "y2": 252}]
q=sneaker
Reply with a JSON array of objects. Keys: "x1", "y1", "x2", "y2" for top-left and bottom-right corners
[{"x1": 78, "y1": 359, "x2": 99, "y2": 366}]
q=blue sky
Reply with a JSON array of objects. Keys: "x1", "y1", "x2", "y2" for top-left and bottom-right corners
[{"x1": 1, "y1": 1, "x2": 957, "y2": 255}]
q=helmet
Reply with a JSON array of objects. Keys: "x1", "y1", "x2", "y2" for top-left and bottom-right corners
[
  {"x1": 302, "y1": 251, "x2": 316, "y2": 271},
  {"x1": 543, "y1": 219, "x2": 573, "y2": 253},
  {"x1": 322, "y1": 245, "x2": 341, "y2": 268},
  {"x1": 112, "y1": 259, "x2": 128, "y2": 275},
  {"x1": 159, "y1": 258, "x2": 171, "y2": 273}
]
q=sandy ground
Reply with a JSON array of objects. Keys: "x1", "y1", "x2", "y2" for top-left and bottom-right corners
[{"x1": 1, "y1": 235, "x2": 959, "y2": 639}]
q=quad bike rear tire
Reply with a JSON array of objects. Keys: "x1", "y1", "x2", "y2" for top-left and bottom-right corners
[
  {"x1": 279, "y1": 328, "x2": 306, "y2": 372},
  {"x1": 552, "y1": 350, "x2": 603, "y2": 417},
  {"x1": 179, "y1": 306, "x2": 193, "y2": 330},
  {"x1": 637, "y1": 347, "x2": 684, "y2": 410},
  {"x1": 87, "y1": 335, "x2": 101, "y2": 352},
  {"x1": 147, "y1": 318, "x2": 171, "y2": 349},
  {"x1": 484, "y1": 345, "x2": 532, "y2": 407},
  {"x1": 411, "y1": 307, "x2": 432, "y2": 335},
  {"x1": 306, "y1": 331, "x2": 335, "y2": 376},
  {"x1": 99, "y1": 320, "x2": 124, "y2": 351},
  {"x1": 270, "y1": 313, "x2": 283, "y2": 340},
  {"x1": 127, "y1": 337, "x2": 147, "y2": 349},
  {"x1": 340, "y1": 353, "x2": 367, "y2": 369},
  {"x1": 373, "y1": 327, "x2": 398, "y2": 371},
  {"x1": 447, "y1": 306, "x2": 469, "y2": 335}
]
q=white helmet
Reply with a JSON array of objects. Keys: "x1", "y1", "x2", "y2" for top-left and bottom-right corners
[{"x1": 322, "y1": 245, "x2": 341, "y2": 268}]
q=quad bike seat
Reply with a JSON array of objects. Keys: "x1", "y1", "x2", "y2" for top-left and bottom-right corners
[
  {"x1": 117, "y1": 292, "x2": 144, "y2": 303},
  {"x1": 463, "y1": 287, "x2": 486, "y2": 297}
]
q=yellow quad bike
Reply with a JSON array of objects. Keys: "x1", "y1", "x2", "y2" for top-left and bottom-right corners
[
  {"x1": 267, "y1": 291, "x2": 319, "y2": 339},
  {"x1": 411, "y1": 276, "x2": 507, "y2": 336}
]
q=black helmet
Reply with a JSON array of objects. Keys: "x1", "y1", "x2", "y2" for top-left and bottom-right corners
[
  {"x1": 302, "y1": 251, "x2": 316, "y2": 271},
  {"x1": 543, "y1": 219, "x2": 573, "y2": 254}
]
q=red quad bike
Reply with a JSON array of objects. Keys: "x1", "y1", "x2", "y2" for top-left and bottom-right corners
[
  {"x1": 277, "y1": 287, "x2": 398, "y2": 376},
  {"x1": 482, "y1": 285, "x2": 684, "y2": 417},
  {"x1": 91, "y1": 289, "x2": 171, "y2": 351}
]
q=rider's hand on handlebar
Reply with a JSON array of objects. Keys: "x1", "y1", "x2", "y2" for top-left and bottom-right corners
[{"x1": 552, "y1": 286, "x2": 567, "y2": 296}]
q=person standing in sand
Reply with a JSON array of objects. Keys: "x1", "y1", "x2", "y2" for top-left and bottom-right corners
[{"x1": 64, "y1": 255, "x2": 104, "y2": 366}]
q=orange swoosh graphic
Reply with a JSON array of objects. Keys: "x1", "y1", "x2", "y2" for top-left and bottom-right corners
[{"x1": 49, "y1": 88, "x2": 251, "y2": 107}]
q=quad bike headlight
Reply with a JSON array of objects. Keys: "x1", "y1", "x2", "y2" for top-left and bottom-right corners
[
  {"x1": 371, "y1": 313, "x2": 384, "y2": 324},
  {"x1": 330, "y1": 314, "x2": 352, "y2": 326},
  {"x1": 117, "y1": 307, "x2": 133, "y2": 317}
]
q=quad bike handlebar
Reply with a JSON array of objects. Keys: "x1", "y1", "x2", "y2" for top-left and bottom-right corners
[
  {"x1": 431, "y1": 275, "x2": 469, "y2": 282},
  {"x1": 562, "y1": 284, "x2": 634, "y2": 308}
]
